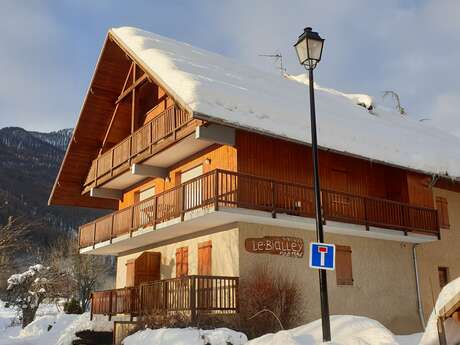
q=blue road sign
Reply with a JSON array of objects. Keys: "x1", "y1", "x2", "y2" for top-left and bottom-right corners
[{"x1": 309, "y1": 242, "x2": 335, "y2": 271}]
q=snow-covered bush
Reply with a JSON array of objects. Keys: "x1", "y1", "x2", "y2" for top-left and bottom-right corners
[{"x1": 3, "y1": 264, "x2": 52, "y2": 327}]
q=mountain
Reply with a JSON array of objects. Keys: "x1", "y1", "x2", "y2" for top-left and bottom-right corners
[{"x1": 0, "y1": 127, "x2": 105, "y2": 250}]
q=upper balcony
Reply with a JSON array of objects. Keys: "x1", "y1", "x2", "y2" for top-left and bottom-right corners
[
  {"x1": 79, "y1": 169, "x2": 440, "y2": 255},
  {"x1": 81, "y1": 105, "x2": 229, "y2": 195}
]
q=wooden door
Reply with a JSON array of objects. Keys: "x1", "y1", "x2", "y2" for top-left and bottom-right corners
[
  {"x1": 327, "y1": 169, "x2": 352, "y2": 218},
  {"x1": 134, "y1": 252, "x2": 161, "y2": 286}
]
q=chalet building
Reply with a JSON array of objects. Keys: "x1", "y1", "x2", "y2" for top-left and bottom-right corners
[{"x1": 49, "y1": 27, "x2": 460, "y2": 334}]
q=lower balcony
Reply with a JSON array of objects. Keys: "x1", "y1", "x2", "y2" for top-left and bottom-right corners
[
  {"x1": 79, "y1": 169, "x2": 440, "y2": 254},
  {"x1": 90, "y1": 275, "x2": 239, "y2": 321}
]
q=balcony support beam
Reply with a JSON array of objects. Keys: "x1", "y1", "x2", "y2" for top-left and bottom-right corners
[
  {"x1": 90, "y1": 187, "x2": 123, "y2": 200},
  {"x1": 131, "y1": 164, "x2": 168, "y2": 178},
  {"x1": 195, "y1": 124, "x2": 235, "y2": 146}
]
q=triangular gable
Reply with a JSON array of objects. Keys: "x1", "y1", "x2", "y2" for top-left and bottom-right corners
[{"x1": 49, "y1": 32, "x2": 189, "y2": 209}]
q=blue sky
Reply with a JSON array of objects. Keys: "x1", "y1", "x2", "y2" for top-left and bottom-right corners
[{"x1": 1, "y1": 0, "x2": 459, "y2": 136}]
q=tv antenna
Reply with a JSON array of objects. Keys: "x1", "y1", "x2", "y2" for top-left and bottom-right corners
[{"x1": 259, "y1": 52, "x2": 286, "y2": 75}]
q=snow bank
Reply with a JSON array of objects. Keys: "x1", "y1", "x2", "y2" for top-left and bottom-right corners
[
  {"x1": 0, "y1": 300, "x2": 17, "y2": 331},
  {"x1": 0, "y1": 311, "x2": 112, "y2": 345},
  {"x1": 247, "y1": 315, "x2": 398, "y2": 345},
  {"x1": 111, "y1": 26, "x2": 460, "y2": 180},
  {"x1": 123, "y1": 327, "x2": 247, "y2": 345},
  {"x1": 420, "y1": 277, "x2": 460, "y2": 345}
]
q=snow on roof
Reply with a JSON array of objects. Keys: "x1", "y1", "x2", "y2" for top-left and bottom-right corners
[{"x1": 111, "y1": 26, "x2": 460, "y2": 179}]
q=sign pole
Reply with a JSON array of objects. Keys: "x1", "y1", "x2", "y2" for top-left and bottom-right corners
[{"x1": 308, "y1": 67, "x2": 331, "y2": 342}]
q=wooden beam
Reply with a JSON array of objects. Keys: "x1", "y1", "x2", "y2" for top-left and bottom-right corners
[
  {"x1": 90, "y1": 187, "x2": 123, "y2": 200},
  {"x1": 99, "y1": 103, "x2": 120, "y2": 155},
  {"x1": 131, "y1": 164, "x2": 168, "y2": 178},
  {"x1": 116, "y1": 73, "x2": 148, "y2": 105},
  {"x1": 195, "y1": 124, "x2": 235, "y2": 146},
  {"x1": 131, "y1": 64, "x2": 136, "y2": 133}
]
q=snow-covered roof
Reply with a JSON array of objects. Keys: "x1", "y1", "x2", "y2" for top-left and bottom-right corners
[{"x1": 111, "y1": 26, "x2": 460, "y2": 179}]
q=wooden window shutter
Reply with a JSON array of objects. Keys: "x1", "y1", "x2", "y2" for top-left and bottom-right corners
[
  {"x1": 125, "y1": 259, "x2": 135, "y2": 287},
  {"x1": 175, "y1": 247, "x2": 188, "y2": 277},
  {"x1": 436, "y1": 197, "x2": 450, "y2": 229},
  {"x1": 438, "y1": 267, "x2": 449, "y2": 289},
  {"x1": 336, "y1": 245, "x2": 353, "y2": 286},
  {"x1": 198, "y1": 241, "x2": 212, "y2": 275}
]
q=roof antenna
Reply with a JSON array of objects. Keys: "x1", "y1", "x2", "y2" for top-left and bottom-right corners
[{"x1": 259, "y1": 52, "x2": 286, "y2": 76}]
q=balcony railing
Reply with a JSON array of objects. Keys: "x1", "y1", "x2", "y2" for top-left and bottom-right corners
[
  {"x1": 79, "y1": 169, "x2": 440, "y2": 248},
  {"x1": 83, "y1": 105, "x2": 194, "y2": 192},
  {"x1": 90, "y1": 275, "x2": 239, "y2": 321}
]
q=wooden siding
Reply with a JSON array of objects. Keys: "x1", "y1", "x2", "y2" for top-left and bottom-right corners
[
  {"x1": 236, "y1": 130, "x2": 428, "y2": 205},
  {"x1": 119, "y1": 144, "x2": 237, "y2": 209}
]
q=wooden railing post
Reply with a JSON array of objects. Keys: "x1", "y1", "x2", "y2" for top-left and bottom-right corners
[
  {"x1": 110, "y1": 214, "x2": 114, "y2": 243},
  {"x1": 214, "y1": 170, "x2": 219, "y2": 211},
  {"x1": 181, "y1": 184, "x2": 186, "y2": 222},
  {"x1": 363, "y1": 198, "x2": 369, "y2": 230},
  {"x1": 92, "y1": 222, "x2": 96, "y2": 249},
  {"x1": 130, "y1": 205, "x2": 135, "y2": 237},
  {"x1": 153, "y1": 196, "x2": 158, "y2": 229},
  {"x1": 108, "y1": 290, "x2": 113, "y2": 321},
  {"x1": 190, "y1": 276, "x2": 197, "y2": 325}
]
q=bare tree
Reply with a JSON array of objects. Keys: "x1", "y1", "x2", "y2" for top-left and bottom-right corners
[
  {"x1": 0, "y1": 216, "x2": 32, "y2": 289},
  {"x1": 45, "y1": 233, "x2": 113, "y2": 310}
]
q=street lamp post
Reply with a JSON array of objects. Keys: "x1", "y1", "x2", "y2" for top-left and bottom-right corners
[{"x1": 294, "y1": 27, "x2": 331, "y2": 342}]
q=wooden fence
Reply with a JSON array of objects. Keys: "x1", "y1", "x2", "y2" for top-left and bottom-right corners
[
  {"x1": 79, "y1": 169, "x2": 440, "y2": 248},
  {"x1": 91, "y1": 275, "x2": 239, "y2": 321}
]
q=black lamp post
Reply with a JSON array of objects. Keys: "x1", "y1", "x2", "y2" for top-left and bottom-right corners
[{"x1": 294, "y1": 27, "x2": 331, "y2": 342}]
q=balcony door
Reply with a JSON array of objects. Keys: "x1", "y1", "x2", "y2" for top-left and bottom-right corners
[
  {"x1": 327, "y1": 169, "x2": 352, "y2": 220},
  {"x1": 134, "y1": 186, "x2": 156, "y2": 228},
  {"x1": 181, "y1": 165, "x2": 203, "y2": 212}
]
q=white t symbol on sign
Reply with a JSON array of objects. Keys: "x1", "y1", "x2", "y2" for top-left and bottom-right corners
[{"x1": 318, "y1": 246, "x2": 328, "y2": 266}]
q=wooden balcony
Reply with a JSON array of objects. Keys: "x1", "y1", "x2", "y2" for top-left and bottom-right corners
[
  {"x1": 82, "y1": 105, "x2": 197, "y2": 194},
  {"x1": 79, "y1": 169, "x2": 440, "y2": 250},
  {"x1": 90, "y1": 275, "x2": 239, "y2": 321}
]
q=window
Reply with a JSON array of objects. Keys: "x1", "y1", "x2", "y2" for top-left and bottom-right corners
[
  {"x1": 181, "y1": 165, "x2": 204, "y2": 210},
  {"x1": 439, "y1": 267, "x2": 449, "y2": 289},
  {"x1": 436, "y1": 197, "x2": 450, "y2": 229},
  {"x1": 175, "y1": 247, "x2": 188, "y2": 277},
  {"x1": 336, "y1": 245, "x2": 353, "y2": 286},
  {"x1": 198, "y1": 241, "x2": 212, "y2": 275}
]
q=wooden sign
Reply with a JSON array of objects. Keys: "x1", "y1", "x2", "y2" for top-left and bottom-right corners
[{"x1": 245, "y1": 236, "x2": 304, "y2": 258}]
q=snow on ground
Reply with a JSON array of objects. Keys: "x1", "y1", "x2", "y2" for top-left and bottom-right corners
[
  {"x1": 6, "y1": 282, "x2": 460, "y2": 345},
  {"x1": 246, "y1": 315, "x2": 399, "y2": 345},
  {"x1": 394, "y1": 334, "x2": 424, "y2": 345},
  {"x1": 0, "y1": 299, "x2": 111, "y2": 345},
  {"x1": 0, "y1": 300, "x2": 17, "y2": 331},
  {"x1": 420, "y1": 276, "x2": 460, "y2": 345},
  {"x1": 123, "y1": 327, "x2": 247, "y2": 345},
  {"x1": 111, "y1": 26, "x2": 460, "y2": 180}
]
